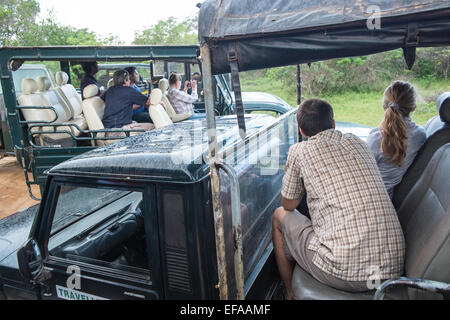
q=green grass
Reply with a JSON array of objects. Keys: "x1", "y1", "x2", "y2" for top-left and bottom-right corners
[{"x1": 241, "y1": 76, "x2": 449, "y2": 127}]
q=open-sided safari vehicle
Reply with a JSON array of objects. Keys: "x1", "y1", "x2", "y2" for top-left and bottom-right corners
[
  {"x1": 0, "y1": 45, "x2": 292, "y2": 200},
  {"x1": 0, "y1": 0, "x2": 449, "y2": 300},
  {"x1": 196, "y1": 0, "x2": 450, "y2": 300}
]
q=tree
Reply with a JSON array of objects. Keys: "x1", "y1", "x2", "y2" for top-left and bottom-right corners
[
  {"x1": 0, "y1": 0, "x2": 40, "y2": 46},
  {"x1": 133, "y1": 16, "x2": 198, "y2": 45},
  {"x1": 19, "y1": 17, "x2": 100, "y2": 46},
  {"x1": 14, "y1": 9, "x2": 124, "y2": 47}
]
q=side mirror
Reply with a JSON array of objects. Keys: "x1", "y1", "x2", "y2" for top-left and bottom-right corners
[{"x1": 17, "y1": 239, "x2": 43, "y2": 284}]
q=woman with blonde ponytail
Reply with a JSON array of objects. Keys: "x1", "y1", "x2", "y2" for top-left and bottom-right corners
[{"x1": 367, "y1": 80, "x2": 426, "y2": 199}]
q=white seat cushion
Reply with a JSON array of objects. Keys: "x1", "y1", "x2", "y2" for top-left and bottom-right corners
[
  {"x1": 149, "y1": 89, "x2": 173, "y2": 129},
  {"x1": 18, "y1": 78, "x2": 72, "y2": 142},
  {"x1": 55, "y1": 71, "x2": 88, "y2": 135}
]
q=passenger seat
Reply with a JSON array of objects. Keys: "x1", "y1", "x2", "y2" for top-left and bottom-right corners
[
  {"x1": 81, "y1": 84, "x2": 111, "y2": 147},
  {"x1": 18, "y1": 78, "x2": 72, "y2": 145},
  {"x1": 393, "y1": 92, "x2": 450, "y2": 208},
  {"x1": 55, "y1": 71, "x2": 88, "y2": 135},
  {"x1": 149, "y1": 89, "x2": 173, "y2": 129},
  {"x1": 107, "y1": 79, "x2": 115, "y2": 89},
  {"x1": 291, "y1": 143, "x2": 450, "y2": 300},
  {"x1": 36, "y1": 76, "x2": 87, "y2": 139},
  {"x1": 158, "y1": 79, "x2": 191, "y2": 123}
]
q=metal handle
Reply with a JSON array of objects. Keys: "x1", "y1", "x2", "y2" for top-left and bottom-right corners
[{"x1": 374, "y1": 277, "x2": 450, "y2": 300}]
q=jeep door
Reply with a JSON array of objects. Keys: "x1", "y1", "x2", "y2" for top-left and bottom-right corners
[{"x1": 35, "y1": 179, "x2": 163, "y2": 300}]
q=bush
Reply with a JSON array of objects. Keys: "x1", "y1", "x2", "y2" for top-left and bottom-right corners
[{"x1": 246, "y1": 47, "x2": 449, "y2": 99}]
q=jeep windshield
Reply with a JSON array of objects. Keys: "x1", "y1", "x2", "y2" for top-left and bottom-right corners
[{"x1": 50, "y1": 187, "x2": 130, "y2": 235}]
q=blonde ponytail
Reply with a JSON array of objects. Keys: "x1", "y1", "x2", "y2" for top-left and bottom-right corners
[{"x1": 379, "y1": 81, "x2": 417, "y2": 167}]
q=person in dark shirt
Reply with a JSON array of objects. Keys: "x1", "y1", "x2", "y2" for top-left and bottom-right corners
[
  {"x1": 102, "y1": 70, "x2": 154, "y2": 136},
  {"x1": 124, "y1": 66, "x2": 152, "y2": 124},
  {"x1": 80, "y1": 61, "x2": 101, "y2": 100}
]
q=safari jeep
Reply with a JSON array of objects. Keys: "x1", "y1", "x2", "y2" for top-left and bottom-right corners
[
  {"x1": 196, "y1": 0, "x2": 450, "y2": 300},
  {"x1": 1, "y1": 0, "x2": 450, "y2": 301},
  {"x1": 0, "y1": 110, "x2": 375, "y2": 300},
  {"x1": 0, "y1": 45, "x2": 292, "y2": 200}
]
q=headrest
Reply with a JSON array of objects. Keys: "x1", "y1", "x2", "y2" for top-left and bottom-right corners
[
  {"x1": 107, "y1": 79, "x2": 115, "y2": 89},
  {"x1": 55, "y1": 71, "x2": 69, "y2": 86},
  {"x1": 83, "y1": 84, "x2": 100, "y2": 99},
  {"x1": 151, "y1": 89, "x2": 163, "y2": 105},
  {"x1": 159, "y1": 78, "x2": 169, "y2": 92},
  {"x1": 21, "y1": 78, "x2": 38, "y2": 95},
  {"x1": 436, "y1": 92, "x2": 450, "y2": 124},
  {"x1": 36, "y1": 76, "x2": 52, "y2": 92}
]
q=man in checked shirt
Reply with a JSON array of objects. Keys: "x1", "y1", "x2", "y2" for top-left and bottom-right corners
[{"x1": 272, "y1": 99, "x2": 405, "y2": 300}]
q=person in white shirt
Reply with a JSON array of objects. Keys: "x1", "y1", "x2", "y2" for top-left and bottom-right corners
[{"x1": 167, "y1": 73, "x2": 198, "y2": 115}]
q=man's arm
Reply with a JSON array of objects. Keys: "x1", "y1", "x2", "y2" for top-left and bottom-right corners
[
  {"x1": 281, "y1": 197, "x2": 301, "y2": 212},
  {"x1": 280, "y1": 144, "x2": 305, "y2": 211}
]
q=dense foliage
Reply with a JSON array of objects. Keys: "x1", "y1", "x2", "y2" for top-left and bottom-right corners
[
  {"x1": 133, "y1": 16, "x2": 198, "y2": 45},
  {"x1": 0, "y1": 0, "x2": 40, "y2": 46},
  {"x1": 244, "y1": 48, "x2": 450, "y2": 98},
  {"x1": 1, "y1": 1, "x2": 447, "y2": 107}
]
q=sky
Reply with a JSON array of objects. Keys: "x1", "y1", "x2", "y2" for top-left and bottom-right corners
[{"x1": 37, "y1": 0, "x2": 202, "y2": 44}]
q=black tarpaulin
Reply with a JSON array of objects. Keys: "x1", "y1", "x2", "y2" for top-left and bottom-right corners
[{"x1": 198, "y1": 0, "x2": 450, "y2": 74}]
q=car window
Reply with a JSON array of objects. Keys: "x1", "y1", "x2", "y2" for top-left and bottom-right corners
[
  {"x1": 168, "y1": 62, "x2": 185, "y2": 78},
  {"x1": 153, "y1": 61, "x2": 165, "y2": 77},
  {"x1": 48, "y1": 185, "x2": 150, "y2": 273},
  {"x1": 12, "y1": 68, "x2": 51, "y2": 95},
  {"x1": 51, "y1": 186, "x2": 129, "y2": 235},
  {"x1": 137, "y1": 66, "x2": 150, "y2": 80}
]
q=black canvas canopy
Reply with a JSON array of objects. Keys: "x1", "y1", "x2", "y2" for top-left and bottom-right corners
[{"x1": 198, "y1": 0, "x2": 450, "y2": 74}]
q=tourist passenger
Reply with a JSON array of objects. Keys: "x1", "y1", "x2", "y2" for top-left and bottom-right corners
[
  {"x1": 80, "y1": 61, "x2": 101, "y2": 100},
  {"x1": 167, "y1": 73, "x2": 198, "y2": 115},
  {"x1": 272, "y1": 99, "x2": 405, "y2": 300},
  {"x1": 102, "y1": 70, "x2": 154, "y2": 136},
  {"x1": 367, "y1": 80, "x2": 426, "y2": 199},
  {"x1": 124, "y1": 66, "x2": 152, "y2": 124}
]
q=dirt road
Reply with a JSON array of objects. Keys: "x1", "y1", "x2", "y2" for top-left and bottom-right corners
[{"x1": 0, "y1": 155, "x2": 40, "y2": 220}]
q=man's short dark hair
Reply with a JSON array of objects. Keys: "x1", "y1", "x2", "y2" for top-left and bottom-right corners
[
  {"x1": 113, "y1": 70, "x2": 129, "y2": 86},
  {"x1": 124, "y1": 66, "x2": 137, "y2": 75},
  {"x1": 81, "y1": 61, "x2": 98, "y2": 74},
  {"x1": 297, "y1": 99, "x2": 334, "y2": 137}
]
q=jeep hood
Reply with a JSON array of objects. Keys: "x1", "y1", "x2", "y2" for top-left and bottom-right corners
[{"x1": 0, "y1": 205, "x2": 38, "y2": 265}]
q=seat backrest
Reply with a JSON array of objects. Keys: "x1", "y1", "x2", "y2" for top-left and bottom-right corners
[
  {"x1": 393, "y1": 93, "x2": 450, "y2": 208},
  {"x1": 158, "y1": 78, "x2": 176, "y2": 117},
  {"x1": 36, "y1": 76, "x2": 72, "y2": 122},
  {"x1": 82, "y1": 84, "x2": 105, "y2": 132},
  {"x1": 55, "y1": 71, "x2": 83, "y2": 118},
  {"x1": 149, "y1": 89, "x2": 173, "y2": 129},
  {"x1": 397, "y1": 143, "x2": 450, "y2": 299},
  {"x1": 17, "y1": 78, "x2": 55, "y2": 124},
  {"x1": 107, "y1": 78, "x2": 115, "y2": 89}
]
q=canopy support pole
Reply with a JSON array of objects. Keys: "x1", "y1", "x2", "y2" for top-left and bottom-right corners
[
  {"x1": 200, "y1": 43, "x2": 229, "y2": 300},
  {"x1": 297, "y1": 65, "x2": 302, "y2": 106}
]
